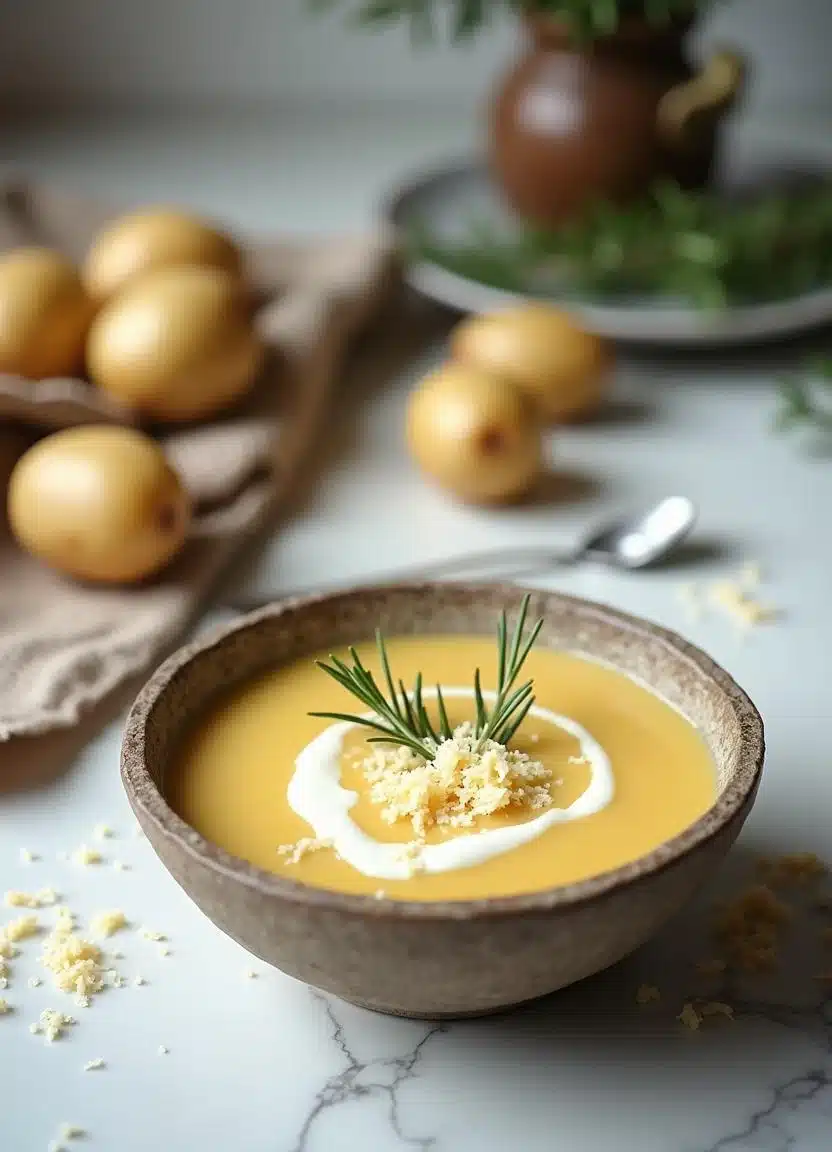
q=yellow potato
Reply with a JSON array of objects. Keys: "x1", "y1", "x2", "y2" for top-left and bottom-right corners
[
  {"x1": 451, "y1": 304, "x2": 610, "y2": 423},
  {"x1": 82, "y1": 207, "x2": 242, "y2": 301},
  {"x1": 7, "y1": 425, "x2": 191, "y2": 584},
  {"x1": 406, "y1": 362, "x2": 543, "y2": 504},
  {"x1": 86, "y1": 265, "x2": 263, "y2": 422},
  {"x1": 0, "y1": 247, "x2": 94, "y2": 379}
]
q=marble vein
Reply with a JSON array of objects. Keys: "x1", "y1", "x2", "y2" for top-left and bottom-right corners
[
  {"x1": 704, "y1": 1068, "x2": 832, "y2": 1152},
  {"x1": 289, "y1": 992, "x2": 447, "y2": 1152}
]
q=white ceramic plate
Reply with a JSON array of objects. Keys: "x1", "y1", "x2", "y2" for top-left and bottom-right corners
[{"x1": 386, "y1": 141, "x2": 832, "y2": 347}]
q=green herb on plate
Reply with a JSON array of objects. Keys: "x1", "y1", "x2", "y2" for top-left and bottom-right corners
[{"x1": 408, "y1": 180, "x2": 832, "y2": 310}]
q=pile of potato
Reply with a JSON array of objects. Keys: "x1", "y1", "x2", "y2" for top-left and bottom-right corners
[
  {"x1": 1, "y1": 208, "x2": 262, "y2": 584},
  {"x1": 407, "y1": 304, "x2": 610, "y2": 504}
]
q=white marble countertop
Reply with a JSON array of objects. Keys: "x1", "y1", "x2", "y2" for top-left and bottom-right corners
[{"x1": 2, "y1": 105, "x2": 832, "y2": 1152}]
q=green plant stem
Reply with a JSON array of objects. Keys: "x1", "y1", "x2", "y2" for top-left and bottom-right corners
[
  {"x1": 408, "y1": 180, "x2": 832, "y2": 310},
  {"x1": 776, "y1": 358, "x2": 832, "y2": 450},
  {"x1": 310, "y1": 595, "x2": 543, "y2": 754}
]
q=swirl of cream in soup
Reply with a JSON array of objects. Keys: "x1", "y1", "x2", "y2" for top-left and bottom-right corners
[{"x1": 287, "y1": 689, "x2": 614, "y2": 881}]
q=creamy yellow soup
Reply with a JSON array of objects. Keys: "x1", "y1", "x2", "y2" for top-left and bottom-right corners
[{"x1": 170, "y1": 636, "x2": 717, "y2": 901}]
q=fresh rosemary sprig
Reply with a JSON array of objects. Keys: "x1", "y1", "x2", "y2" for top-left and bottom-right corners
[
  {"x1": 309, "y1": 593, "x2": 543, "y2": 757},
  {"x1": 311, "y1": 0, "x2": 708, "y2": 44},
  {"x1": 408, "y1": 180, "x2": 832, "y2": 310},
  {"x1": 775, "y1": 357, "x2": 832, "y2": 450}
]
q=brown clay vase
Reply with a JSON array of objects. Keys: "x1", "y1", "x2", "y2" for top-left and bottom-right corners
[{"x1": 490, "y1": 16, "x2": 746, "y2": 226}]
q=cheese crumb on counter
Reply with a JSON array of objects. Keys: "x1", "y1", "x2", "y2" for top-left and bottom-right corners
[
  {"x1": 678, "y1": 1003, "x2": 702, "y2": 1031},
  {"x1": 3, "y1": 914, "x2": 39, "y2": 942},
  {"x1": 83, "y1": 1058, "x2": 105, "y2": 1072},
  {"x1": 713, "y1": 884, "x2": 790, "y2": 972},
  {"x1": 113, "y1": 861, "x2": 130, "y2": 872},
  {"x1": 700, "y1": 1001, "x2": 734, "y2": 1020},
  {"x1": 4, "y1": 888, "x2": 57, "y2": 909},
  {"x1": 38, "y1": 1009, "x2": 75, "y2": 1042},
  {"x1": 40, "y1": 927, "x2": 105, "y2": 1002},
  {"x1": 28, "y1": 976, "x2": 42, "y2": 988},
  {"x1": 635, "y1": 984, "x2": 661, "y2": 1005},
  {"x1": 5, "y1": 891, "x2": 40, "y2": 909},
  {"x1": 158, "y1": 1045, "x2": 169, "y2": 1055},
  {"x1": 19, "y1": 849, "x2": 39, "y2": 864},
  {"x1": 58, "y1": 1125, "x2": 85, "y2": 1141},
  {"x1": 90, "y1": 910, "x2": 127, "y2": 939},
  {"x1": 0, "y1": 998, "x2": 10, "y2": 1014},
  {"x1": 72, "y1": 845, "x2": 102, "y2": 867},
  {"x1": 707, "y1": 578, "x2": 779, "y2": 628},
  {"x1": 244, "y1": 970, "x2": 258, "y2": 979},
  {"x1": 134, "y1": 976, "x2": 147, "y2": 987},
  {"x1": 758, "y1": 853, "x2": 827, "y2": 887},
  {"x1": 139, "y1": 929, "x2": 167, "y2": 942},
  {"x1": 157, "y1": 945, "x2": 171, "y2": 958},
  {"x1": 93, "y1": 824, "x2": 113, "y2": 840},
  {"x1": 53, "y1": 907, "x2": 74, "y2": 935}
]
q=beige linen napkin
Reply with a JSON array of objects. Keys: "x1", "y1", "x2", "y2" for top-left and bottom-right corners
[{"x1": 0, "y1": 180, "x2": 396, "y2": 740}]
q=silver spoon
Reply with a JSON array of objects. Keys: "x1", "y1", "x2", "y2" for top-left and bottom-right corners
[{"x1": 223, "y1": 496, "x2": 697, "y2": 614}]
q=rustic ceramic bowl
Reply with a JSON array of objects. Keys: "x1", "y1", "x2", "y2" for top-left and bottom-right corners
[{"x1": 121, "y1": 583, "x2": 764, "y2": 1019}]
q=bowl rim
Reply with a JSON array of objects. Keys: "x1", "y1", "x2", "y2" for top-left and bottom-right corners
[{"x1": 121, "y1": 582, "x2": 765, "y2": 922}]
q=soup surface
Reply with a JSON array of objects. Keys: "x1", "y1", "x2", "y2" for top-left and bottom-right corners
[{"x1": 171, "y1": 635, "x2": 717, "y2": 900}]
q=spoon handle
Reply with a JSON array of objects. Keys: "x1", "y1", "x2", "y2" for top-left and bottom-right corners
[{"x1": 222, "y1": 545, "x2": 577, "y2": 614}]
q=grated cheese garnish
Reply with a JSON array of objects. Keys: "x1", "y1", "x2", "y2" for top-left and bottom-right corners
[
  {"x1": 277, "y1": 837, "x2": 332, "y2": 865},
  {"x1": 83, "y1": 1058, "x2": 105, "y2": 1072},
  {"x1": 361, "y1": 722, "x2": 554, "y2": 838}
]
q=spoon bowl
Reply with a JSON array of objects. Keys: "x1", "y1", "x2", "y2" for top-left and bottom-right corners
[{"x1": 583, "y1": 496, "x2": 698, "y2": 570}]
